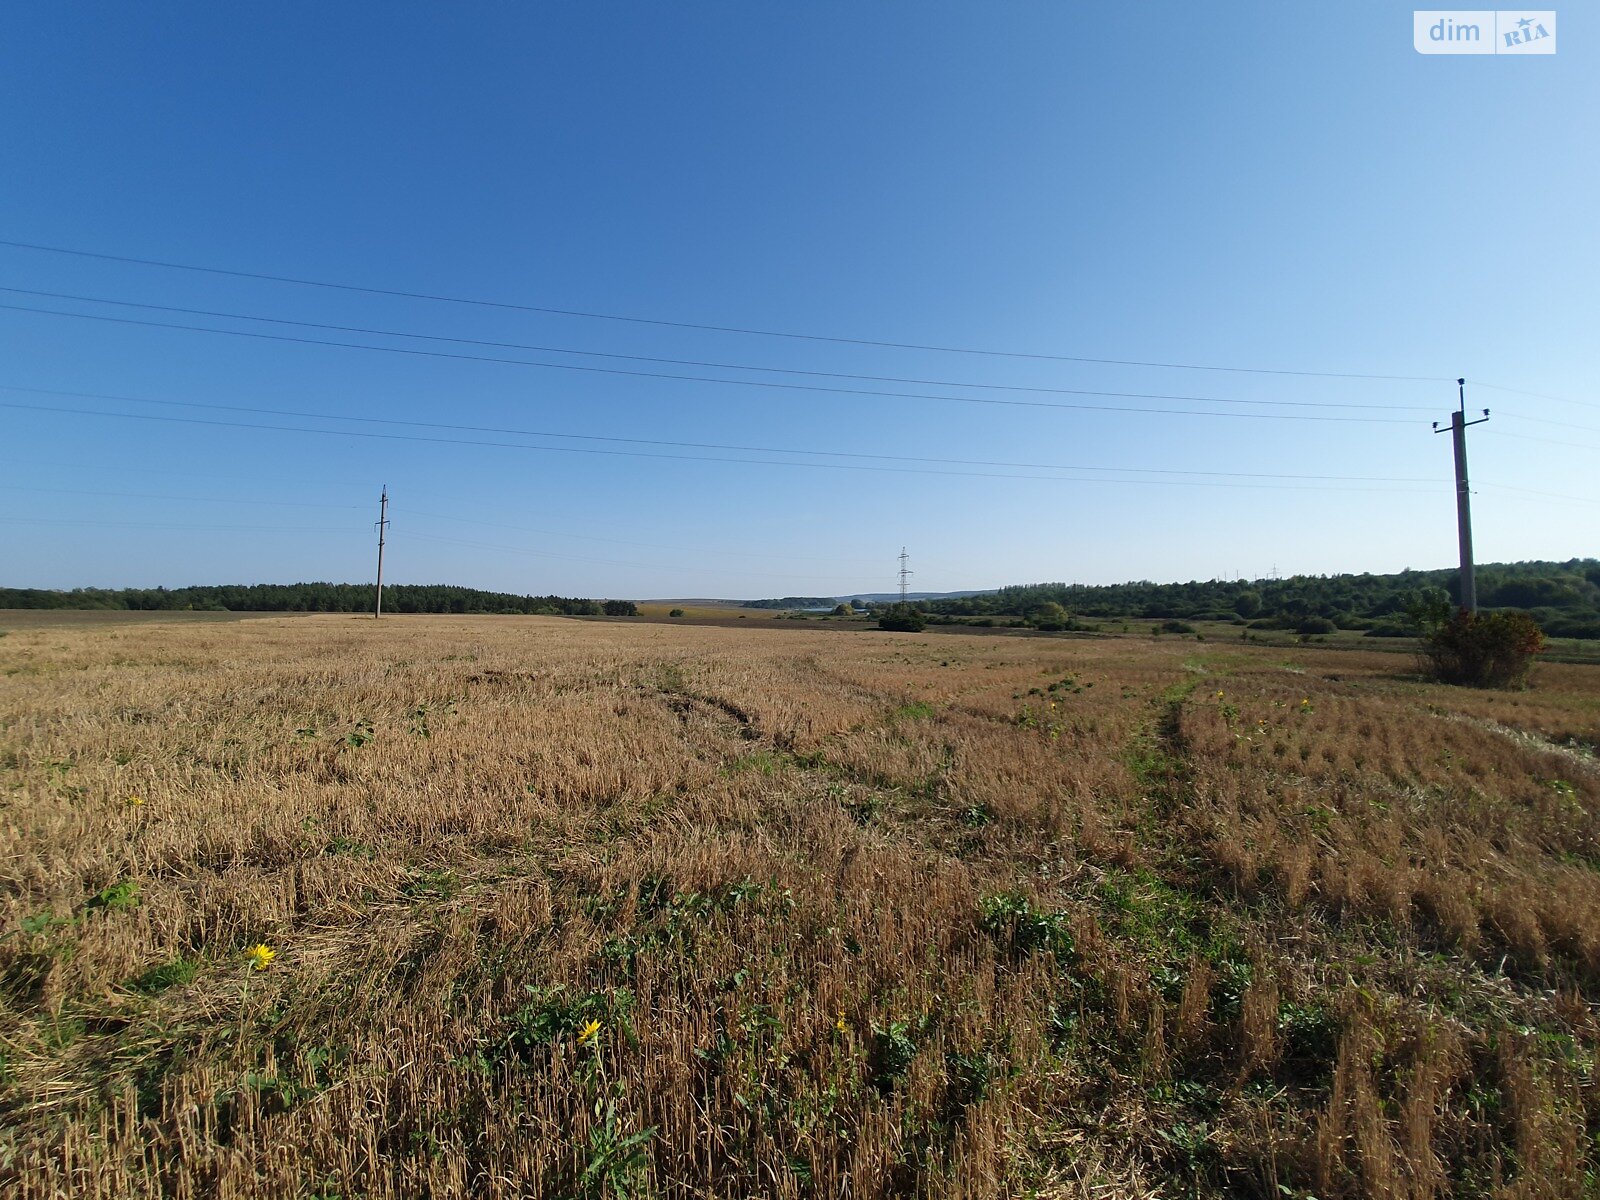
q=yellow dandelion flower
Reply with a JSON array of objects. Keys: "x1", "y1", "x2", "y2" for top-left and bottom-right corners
[
  {"x1": 246, "y1": 943, "x2": 276, "y2": 970},
  {"x1": 577, "y1": 1018, "x2": 602, "y2": 1047},
  {"x1": 126, "y1": 794, "x2": 144, "y2": 806},
  {"x1": 835, "y1": 1010, "x2": 849, "y2": 1033}
]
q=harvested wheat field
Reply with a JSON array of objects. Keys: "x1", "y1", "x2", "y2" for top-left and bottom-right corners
[{"x1": 2, "y1": 615, "x2": 1598, "y2": 1198}]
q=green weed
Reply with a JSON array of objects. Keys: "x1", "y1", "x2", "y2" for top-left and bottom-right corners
[
  {"x1": 132, "y1": 956, "x2": 199, "y2": 995},
  {"x1": 88, "y1": 880, "x2": 140, "y2": 913},
  {"x1": 979, "y1": 891, "x2": 1075, "y2": 962}
]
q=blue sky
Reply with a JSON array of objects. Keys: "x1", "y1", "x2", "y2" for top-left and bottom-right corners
[{"x1": 1, "y1": 3, "x2": 1595, "y2": 599}]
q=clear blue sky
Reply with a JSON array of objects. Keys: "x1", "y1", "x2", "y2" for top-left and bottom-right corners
[{"x1": 1, "y1": 3, "x2": 1595, "y2": 599}]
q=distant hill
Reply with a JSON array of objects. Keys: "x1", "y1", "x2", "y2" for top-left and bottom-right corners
[
  {"x1": 920, "y1": 559, "x2": 1600, "y2": 639},
  {"x1": 0, "y1": 583, "x2": 603, "y2": 616}
]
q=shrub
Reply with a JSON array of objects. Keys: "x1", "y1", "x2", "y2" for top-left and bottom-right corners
[
  {"x1": 602, "y1": 600, "x2": 638, "y2": 617},
  {"x1": 1364, "y1": 619, "x2": 1412, "y2": 638},
  {"x1": 1295, "y1": 617, "x2": 1336, "y2": 635},
  {"x1": 877, "y1": 604, "x2": 926, "y2": 633},
  {"x1": 1029, "y1": 602, "x2": 1070, "y2": 632},
  {"x1": 1421, "y1": 609, "x2": 1545, "y2": 688},
  {"x1": 1159, "y1": 619, "x2": 1195, "y2": 635},
  {"x1": 668, "y1": 609, "x2": 685, "y2": 618},
  {"x1": 1543, "y1": 612, "x2": 1600, "y2": 639}
]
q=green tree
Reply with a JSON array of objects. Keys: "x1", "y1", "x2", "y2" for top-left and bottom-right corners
[
  {"x1": 877, "y1": 603, "x2": 926, "y2": 633},
  {"x1": 1029, "y1": 601, "x2": 1069, "y2": 631}
]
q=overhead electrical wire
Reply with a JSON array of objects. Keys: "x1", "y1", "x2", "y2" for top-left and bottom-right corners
[
  {"x1": 0, "y1": 456, "x2": 371, "y2": 491},
  {"x1": 2, "y1": 241, "x2": 1582, "y2": 575},
  {"x1": 1476, "y1": 482, "x2": 1600, "y2": 507},
  {"x1": 0, "y1": 516, "x2": 352, "y2": 534},
  {"x1": 0, "y1": 384, "x2": 1438, "y2": 485},
  {"x1": 0, "y1": 482, "x2": 363, "y2": 509},
  {"x1": 0, "y1": 480, "x2": 883, "y2": 572},
  {"x1": 0, "y1": 398, "x2": 1442, "y2": 493},
  {"x1": 0, "y1": 301, "x2": 1419, "y2": 424},
  {"x1": 393, "y1": 507, "x2": 881, "y2": 567},
  {"x1": 0, "y1": 238, "x2": 1449, "y2": 382},
  {"x1": 1475, "y1": 380, "x2": 1599, "y2": 412},
  {"x1": 1493, "y1": 411, "x2": 1600, "y2": 434},
  {"x1": 403, "y1": 528, "x2": 877, "y2": 584},
  {"x1": 1485, "y1": 428, "x2": 1600, "y2": 453},
  {"x1": 0, "y1": 286, "x2": 1435, "y2": 414}
]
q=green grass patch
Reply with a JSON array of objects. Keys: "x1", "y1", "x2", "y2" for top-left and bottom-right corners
[{"x1": 131, "y1": 956, "x2": 200, "y2": 995}]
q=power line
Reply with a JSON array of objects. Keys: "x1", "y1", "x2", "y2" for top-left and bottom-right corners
[
  {"x1": 0, "y1": 454, "x2": 374, "y2": 491},
  {"x1": 1477, "y1": 481, "x2": 1600, "y2": 507},
  {"x1": 0, "y1": 516, "x2": 352, "y2": 533},
  {"x1": 0, "y1": 301, "x2": 1420, "y2": 424},
  {"x1": 396, "y1": 506, "x2": 883, "y2": 567},
  {"x1": 0, "y1": 488, "x2": 890, "y2": 579},
  {"x1": 1, "y1": 398, "x2": 1444, "y2": 493},
  {"x1": 1487, "y1": 428, "x2": 1600, "y2": 453},
  {"x1": 0, "y1": 238, "x2": 1449, "y2": 382},
  {"x1": 0, "y1": 482, "x2": 902, "y2": 574},
  {"x1": 1474, "y1": 380, "x2": 1600, "y2": 412},
  {"x1": 0, "y1": 482, "x2": 363, "y2": 509},
  {"x1": 404, "y1": 529, "x2": 871, "y2": 583},
  {"x1": 0, "y1": 286, "x2": 1435, "y2": 414},
  {"x1": 0, "y1": 397, "x2": 1445, "y2": 494},
  {"x1": 1496, "y1": 411, "x2": 1600, "y2": 435},
  {"x1": 0, "y1": 385, "x2": 1439, "y2": 483}
]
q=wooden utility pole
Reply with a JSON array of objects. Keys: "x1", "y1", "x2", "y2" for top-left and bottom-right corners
[
  {"x1": 1433, "y1": 380, "x2": 1489, "y2": 613},
  {"x1": 373, "y1": 486, "x2": 389, "y2": 618}
]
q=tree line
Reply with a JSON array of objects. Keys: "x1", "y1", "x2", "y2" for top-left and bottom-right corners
[
  {"x1": 0, "y1": 583, "x2": 628, "y2": 616},
  {"x1": 740, "y1": 596, "x2": 837, "y2": 609},
  {"x1": 918, "y1": 559, "x2": 1600, "y2": 639}
]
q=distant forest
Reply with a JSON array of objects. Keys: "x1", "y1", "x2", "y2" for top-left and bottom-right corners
[
  {"x1": 741, "y1": 596, "x2": 838, "y2": 609},
  {"x1": 921, "y1": 559, "x2": 1600, "y2": 639},
  {"x1": 0, "y1": 583, "x2": 620, "y2": 616}
]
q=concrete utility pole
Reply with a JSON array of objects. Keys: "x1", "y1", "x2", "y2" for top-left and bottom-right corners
[
  {"x1": 1433, "y1": 380, "x2": 1489, "y2": 613},
  {"x1": 373, "y1": 485, "x2": 389, "y2": 619},
  {"x1": 898, "y1": 547, "x2": 913, "y2": 602}
]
